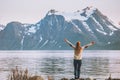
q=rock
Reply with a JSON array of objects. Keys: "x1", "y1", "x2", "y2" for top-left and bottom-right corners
[
  {"x1": 61, "y1": 78, "x2": 69, "y2": 80},
  {"x1": 29, "y1": 76, "x2": 44, "y2": 80}
]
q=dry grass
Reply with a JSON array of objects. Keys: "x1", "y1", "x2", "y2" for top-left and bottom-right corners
[
  {"x1": 8, "y1": 66, "x2": 52, "y2": 80},
  {"x1": 8, "y1": 66, "x2": 120, "y2": 80},
  {"x1": 8, "y1": 66, "x2": 31, "y2": 80}
]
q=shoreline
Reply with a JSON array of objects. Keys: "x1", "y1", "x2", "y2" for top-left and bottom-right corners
[{"x1": 7, "y1": 66, "x2": 120, "y2": 80}]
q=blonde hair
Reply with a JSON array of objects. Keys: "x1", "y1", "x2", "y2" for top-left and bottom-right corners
[
  {"x1": 76, "y1": 41, "x2": 81, "y2": 49},
  {"x1": 75, "y1": 41, "x2": 82, "y2": 55}
]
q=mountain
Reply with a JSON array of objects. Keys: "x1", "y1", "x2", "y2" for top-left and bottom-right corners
[
  {"x1": 0, "y1": 7, "x2": 120, "y2": 50},
  {"x1": 0, "y1": 22, "x2": 25, "y2": 50}
]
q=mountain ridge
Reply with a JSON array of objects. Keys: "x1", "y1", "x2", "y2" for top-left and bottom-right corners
[{"x1": 0, "y1": 7, "x2": 120, "y2": 50}]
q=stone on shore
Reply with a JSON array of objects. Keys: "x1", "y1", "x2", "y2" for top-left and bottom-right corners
[{"x1": 29, "y1": 76, "x2": 44, "y2": 80}]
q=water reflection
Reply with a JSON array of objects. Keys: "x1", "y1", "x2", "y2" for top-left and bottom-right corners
[
  {"x1": 82, "y1": 57, "x2": 110, "y2": 78},
  {"x1": 0, "y1": 51, "x2": 120, "y2": 80},
  {"x1": 37, "y1": 57, "x2": 73, "y2": 78},
  {"x1": 36, "y1": 56, "x2": 111, "y2": 79}
]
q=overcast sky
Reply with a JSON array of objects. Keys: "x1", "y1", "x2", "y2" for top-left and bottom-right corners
[{"x1": 0, "y1": 0, "x2": 120, "y2": 25}]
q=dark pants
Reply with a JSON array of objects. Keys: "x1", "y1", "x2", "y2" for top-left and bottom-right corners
[{"x1": 74, "y1": 59, "x2": 82, "y2": 79}]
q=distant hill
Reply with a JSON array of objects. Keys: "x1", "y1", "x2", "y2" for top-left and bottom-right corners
[{"x1": 0, "y1": 7, "x2": 120, "y2": 50}]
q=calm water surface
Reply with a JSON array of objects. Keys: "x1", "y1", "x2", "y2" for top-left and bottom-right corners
[{"x1": 0, "y1": 50, "x2": 120, "y2": 80}]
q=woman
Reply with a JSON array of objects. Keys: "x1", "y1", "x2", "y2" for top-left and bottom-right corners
[{"x1": 64, "y1": 38, "x2": 95, "y2": 79}]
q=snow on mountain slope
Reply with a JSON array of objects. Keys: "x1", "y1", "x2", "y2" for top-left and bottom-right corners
[
  {"x1": 47, "y1": 7, "x2": 96, "y2": 22},
  {"x1": 34, "y1": 6, "x2": 120, "y2": 49},
  {"x1": 46, "y1": 7, "x2": 119, "y2": 36},
  {"x1": 0, "y1": 7, "x2": 120, "y2": 50},
  {"x1": 0, "y1": 24, "x2": 5, "y2": 31}
]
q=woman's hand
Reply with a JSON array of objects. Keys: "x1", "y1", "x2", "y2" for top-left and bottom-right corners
[
  {"x1": 64, "y1": 38, "x2": 67, "y2": 42},
  {"x1": 91, "y1": 41, "x2": 95, "y2": 45}
]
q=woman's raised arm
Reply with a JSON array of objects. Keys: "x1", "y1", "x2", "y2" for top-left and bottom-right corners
[
  {"x1": 64, "y1": 38, "x2": 75, "y2": 49},
  {"x1": 83, "y1": 41, "x2": 95, "y2": 49}
]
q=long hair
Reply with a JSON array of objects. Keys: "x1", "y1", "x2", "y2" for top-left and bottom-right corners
[
  {"x1": 75, "y1": 41, "x2": 81, "y2": 50},
  {"x1": 75, "y1": 41, "x2": 81, "y2": 55}
]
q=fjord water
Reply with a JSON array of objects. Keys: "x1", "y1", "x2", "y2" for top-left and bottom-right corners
[{"x1": 0, "y1": 50, "x2": 120, "y2": 80}]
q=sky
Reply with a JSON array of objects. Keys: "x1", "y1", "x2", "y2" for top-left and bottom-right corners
[{"x1": 0, "y1": 0, "x2": 120, "y2": 25}]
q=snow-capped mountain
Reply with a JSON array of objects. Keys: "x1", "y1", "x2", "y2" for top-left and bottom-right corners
[{"x1": 0, "y1": 7, "x2": 120, "y2": 50}]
